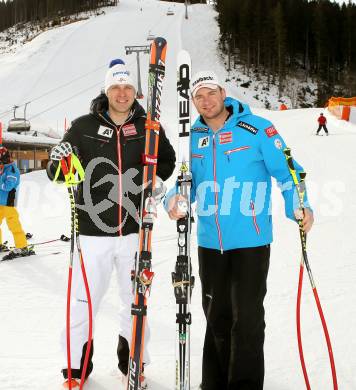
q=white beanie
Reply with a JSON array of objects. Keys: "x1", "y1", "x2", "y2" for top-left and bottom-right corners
[
  {"x1": 190, "y1": 71, "x2": 221, "y2": 97},
  {"x1": 105, "y1": 64, "x2": 135, "y2": 94}
]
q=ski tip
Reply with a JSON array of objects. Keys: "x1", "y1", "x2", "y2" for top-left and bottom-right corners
[
  {"x1": 150, "y1": 37, "x2": 167, "y2": 64},
  {"x1": 178, "y1": 49, "x2": 190, "y2": 56},
  {"x1": 153, "y1": 36, "x2": 167, "y2": 46}
]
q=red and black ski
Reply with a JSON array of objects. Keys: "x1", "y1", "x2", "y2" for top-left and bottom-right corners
[{"x1": 127, "y1": 37, "x2": 167, "y2": 390}]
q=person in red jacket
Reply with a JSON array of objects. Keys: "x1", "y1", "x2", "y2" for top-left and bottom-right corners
[{"x1": 316, "y1": 113, "x2": 329, "y2": 135}]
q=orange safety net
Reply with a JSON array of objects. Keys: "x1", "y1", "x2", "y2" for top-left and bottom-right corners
[
  {"x1": 328, "y1": 97, "x2": 356, "y2": 107},
  {"x1": 327, "y1": 96, "x2": 356, "y2": 120}
]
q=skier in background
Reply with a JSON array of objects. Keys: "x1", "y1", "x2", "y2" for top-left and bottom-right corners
[
  {"x1": 47, "y1": 60, "x2": 175, "y2": 388},
  {"x1": 0, "y1": 146, "x2": 33, "y2": 260},
  {"x1": 316, "y1": 112, "x2": 329, "y2": 135},
  {"x1": 165, "y1": 71, "x2": 314, "y2": 390}
]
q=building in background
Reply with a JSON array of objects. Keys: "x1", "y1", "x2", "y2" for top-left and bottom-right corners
[{"x1": 3, "y1": 135, "x2": 59, "y2": 173}]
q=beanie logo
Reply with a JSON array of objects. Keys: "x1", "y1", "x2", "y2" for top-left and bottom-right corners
[
  {"x1": 115, "y1": 77, "x2": 128, "y2": 83},
  {"x1": 98, "y1": 126, "x2": 114, "y2": 138},
  {"x1": 192, "y1": 76, "x2": 214, "y2": 88},
  {"x1": 113, "y1": 70, "x2": 129, "y2": 77}
]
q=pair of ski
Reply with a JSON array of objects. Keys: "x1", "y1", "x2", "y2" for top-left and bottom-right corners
[
  {"x1": 127, "y1": 43, "x2": 194, "y2": 390},
  {"x1": 59, "y1": 39, "x2": 194, "y2": 390}
]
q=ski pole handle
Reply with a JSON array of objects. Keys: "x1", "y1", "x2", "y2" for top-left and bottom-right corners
[
  {"x1": 54, "y1": 153, "x2": 85, "y2": 186},
  {"x1": 283, "y1": 148, "x2": 306, "y2": 210}
]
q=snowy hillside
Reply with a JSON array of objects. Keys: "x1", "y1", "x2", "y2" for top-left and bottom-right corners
[
  {"x1": 1, "y1": 1, "x2": 356, "y2": 389},
  {"x1": 0, "y1": 0, "x2": 299, "y2": 134}
]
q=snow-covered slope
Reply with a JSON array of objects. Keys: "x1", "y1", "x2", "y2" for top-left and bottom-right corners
[{"x1": 0, "y1": 1, "x2": 356, "y2": 389}]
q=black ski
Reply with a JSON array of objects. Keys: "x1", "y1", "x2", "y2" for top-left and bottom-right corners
[{"x1": 172, "y1": 49, "x2": 194, "y2": 390}]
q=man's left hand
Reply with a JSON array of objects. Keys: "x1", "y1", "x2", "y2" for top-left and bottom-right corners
[{"x1": 294, "y1": 208, "x2": 314, "y2": 233}]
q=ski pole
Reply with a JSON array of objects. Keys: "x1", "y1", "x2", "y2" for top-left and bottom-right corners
[
  {"x1": 57, "y1": 154, "x2": 92, "y2": 390},
  {"x1": 283, "y1": 147, "x2": 338, "y2": 390},
  {"x1": 7, "y1": 234, "x2": 70, "y2": 250}
]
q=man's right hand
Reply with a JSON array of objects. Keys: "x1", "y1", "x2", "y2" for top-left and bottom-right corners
[
  {"x1": 167, "y1": 194, "x2": 189, "y2": 220},
  {"x1": 50, "y1": 142, "x2": 72, "y2": 161}
]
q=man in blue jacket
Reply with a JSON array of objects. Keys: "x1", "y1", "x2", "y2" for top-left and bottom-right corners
[
  {"x1": 0, "y1": 146, "x2": 33, "y2": 260},
  {"x1": 166, "y1": 71, "x2": 314, "y2": 390}
]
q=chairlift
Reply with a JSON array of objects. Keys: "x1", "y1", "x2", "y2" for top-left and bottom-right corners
[
  {"x1": 7, "y1": 103, "x2": 31, "y2": 133},
  {"x1": 166, "y1": 8, "x2": 174, "y2": 15}
]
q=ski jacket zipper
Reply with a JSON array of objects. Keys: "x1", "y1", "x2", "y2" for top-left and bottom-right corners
[
  {"x1": 98, "y1": 112, "x2": 135, "y2": 236},
  {"x1": 213, "y1": 133, "x2": 224, "y2": 253},
  {"x1": 250, "y1": 200, "x2": 260, "y2": 235},
  {"x1": 224, "y1": 146, "x2": 250, "y2": 161}
]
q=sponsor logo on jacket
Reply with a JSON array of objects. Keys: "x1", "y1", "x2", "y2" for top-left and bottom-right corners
[
  {"x1": 219, "y1": 131, "x2": 233, "y2": 144},
  {"x1": 193, "y1": 127, "x2": 209, "y2": 133},
  {"x1": 274, "y1": 138, "x2": 283, "y2": 149},
  {"x1": 122, "y1": 123, "x2": 137, "y2": 136},
  {"x1": 97, "y1": 126, "x2": 114, "y2": 138},
  {"x1": 265, "y1": 125, "x2": 278, "y2": 138},
  {"x1": 198, "y1": 136, "x2": 210, "y2": 148},
  {"x1": 237, "y1": 121, "x2": 258, "y2": 135}
]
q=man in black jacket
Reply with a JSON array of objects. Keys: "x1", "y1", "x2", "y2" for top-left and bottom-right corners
[{"x1": 47, "y1": 59, "x2": 175, "y2": 388}]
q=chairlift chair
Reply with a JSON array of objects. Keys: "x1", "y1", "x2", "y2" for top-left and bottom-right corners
[
  {"x1": 147, "y1": 31, "x2": 155, "y2": 41},
  {"x1": 7, "y1": 104, "x2": 31, "y2": 133}
]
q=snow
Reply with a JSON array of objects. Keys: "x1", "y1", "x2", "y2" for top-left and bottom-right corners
[
  {"x1": 3, "y1": 132, "x2": 60, "y2": 146},
  {"x1": 0, "y1": 1, "x2": 355, "y2": 389}
]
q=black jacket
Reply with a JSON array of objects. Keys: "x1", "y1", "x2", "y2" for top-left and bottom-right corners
[{"x1": 47, "y1": 93, "x2": 176, "y2": 236}]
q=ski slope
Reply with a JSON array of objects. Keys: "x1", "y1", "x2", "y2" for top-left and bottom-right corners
[{"x1": 1, "y1": 1, "x2": 356, "y2": 389}]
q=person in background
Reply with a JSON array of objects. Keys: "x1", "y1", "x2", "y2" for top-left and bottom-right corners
[
  {"x1": 316, "y1": 112, "x2": 329, "y2": 135},
  {"x1": 165, "y1": 71, "x2": 314, "y2": 390},
  {"x1": 47, "y1": 59, "x2": 175, "y2": 389},
  {"x1": 0, "y1": 146, "x2": 33, "y2": 259}
]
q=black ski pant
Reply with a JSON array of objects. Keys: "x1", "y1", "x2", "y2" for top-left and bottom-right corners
[
  {"x1": 316, "y1": 124, "x2": 328, "y2": 134},
  {"x1": 62, "y1": 335, "x2": 129, "y2": 379},
  {"x1": 198, "y1": 245, "x2": 270, "y2": 390}
]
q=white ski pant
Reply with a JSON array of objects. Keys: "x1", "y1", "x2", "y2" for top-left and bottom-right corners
[{"x1": 60, "y1": 234, "x2": 150, "y2": 370}]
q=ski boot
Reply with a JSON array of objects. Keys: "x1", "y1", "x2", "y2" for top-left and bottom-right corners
[{"x1": 2, "y1": 245, "x2": 35, "y2": 261}]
